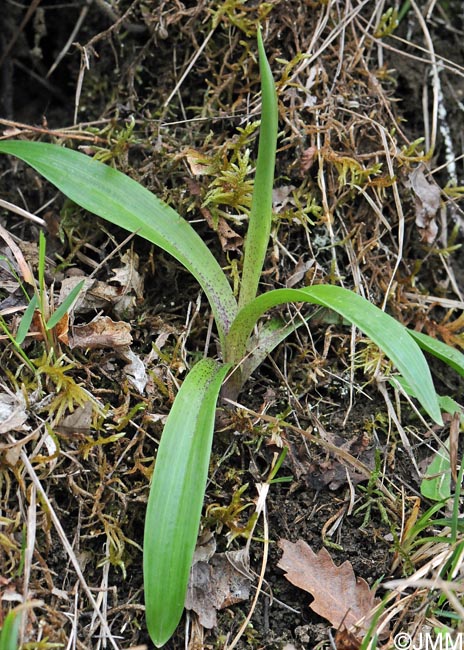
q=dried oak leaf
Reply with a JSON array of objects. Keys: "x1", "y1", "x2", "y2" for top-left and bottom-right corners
[{"x1": 277, "y1": 539, "x2": 379, "y2": 635}]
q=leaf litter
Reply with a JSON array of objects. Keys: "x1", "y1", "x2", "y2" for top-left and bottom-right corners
[{"x1": 277, "y1": 539, "x2": 382, "y2": 639}]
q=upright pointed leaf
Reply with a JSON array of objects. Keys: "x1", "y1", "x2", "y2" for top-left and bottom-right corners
[
  {"x1": 16, "y1": 294, "x2": 39, "y2": 345},
  {"x1": 238, "y1": 28, "x2": 278, "y2": 309},
  {"x1": 46, "y1": 279, "x2": 85, "y2": 330},
  {"x1": 0, "y1": 610, "x2": 21, "y2": 650},
  {"x1": 143, "y1": 359, "x2": 230, "y2": 647},
  {"x1": 0, "y1": 141, "x2": 237, "y2": 345},
  {"x1": 225, "y1": 285, "x2": 442, "y2": 424}
]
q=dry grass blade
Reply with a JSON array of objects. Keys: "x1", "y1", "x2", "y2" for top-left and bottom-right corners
[{"x1": 19, "y1": 447, "x2": 122, "y2": 650}]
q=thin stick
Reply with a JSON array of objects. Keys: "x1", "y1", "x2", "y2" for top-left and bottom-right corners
[
  {"x1": 46, "y1": 1, "x2": 91, "y2": 79},
  {"x1": 0, "y1": 198, "x2": 46, "y2": 226},
  {"x1": 163, "y1": 28, "x2": 216, "y2": 111},
  {"x1": 225, "y1": 483, "x2": 270, "y2": 650}
]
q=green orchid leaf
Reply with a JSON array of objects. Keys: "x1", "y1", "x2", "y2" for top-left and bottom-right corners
[
  {"x1": 407, "y1": 329, "x2": 464, "y2": 378},
  {"x1": 238, "y1": 28, "x2": 278, "y2": 309},
  {"x1": 46, "y1": 279, "x2": 85, "y2": 331},
  {"x1": 143, "y1": 359, "x2": 231, "y2": 647},
  {"x1": 16, "y1": 294, "x2": 39, "y2": 345},
  {"x1": 0, "y1": 141, "x2": 237, "y2": 346},
  {"x1": 0, "y1": 610, "x2": 21, "y2": 650},
  {"x1": 392, "y1": 378, "x2": 462, "y2": 502},
  {"x1": 420, "y1": 437, "x2": 451, "y2": 501},
  {"x1": 225, "y1": 284, "x2": 442, "y2": 424}
]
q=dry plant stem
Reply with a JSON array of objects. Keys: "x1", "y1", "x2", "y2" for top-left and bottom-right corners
[
  {"x1": 287, "y1": 0, "x2": 373, "y2": 83},
  {"x1": 378, "y1": 127, "x2": 404, "y2": 311},
  {"x1": 19, "y1": 447, "x2": 122, "y2": 650},
  {"x1": 385, "y1": 577, "x2": 464, "y2": 622},
  {"x1": 375, "y1": 34, "x2": 464, "y2": 80},
  {"x1": 408, "y1": 0, "x2": 439, "y2": 154},
  {"x1": 225, "y1": 482, "x2": 269, "y2": 650},
  {"x1": 46, "y1": 1, "x2": 91, "y2": 79},
  {"x1": 315, "y1": 113, "x2": 341, "y2": 281},
  {"x1": 0, "y1": 118, "x2": 109, "y2": 143},
  {"x1": 20, "y1": 484, "x2": 36, "y2": 645},
  {"x1": 366, "y1": 591, "x2": 421, "y2": 646},
  {"x1": 404, "y1": 293, "x2": 464, "y2": 311},
  {"x1": 85, "y1": 0, "x2": 143, "y2": 49},
  {"x1": 376, "y1": 380, "x2": 419, "y2": 474},
  {"x1": 0, "y1": 198, "x2": 46, "y2": 226},
  {"x1": 90, "y1": 539, "x2": 111, "y2": 650},
  {"x1": 68, "y1": 584, "x2": 79, "y2": 650}
]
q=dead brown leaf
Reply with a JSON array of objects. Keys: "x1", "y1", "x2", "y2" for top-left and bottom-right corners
[
  {"x1": 286, "y1": 258, "x2": 315, "y2": 288},
  {"x1": 60, "y1": 276, "x2": 137, "y2": 318},
  {"x1": 59, "y1": 277, "x2": 119, "y2": 312},
  {"x1": 111, "y1": 250, "x2": 144, "y2": 301},
  {"x1": 184, "y1": 147, "x2": 213, "y2": 176},
  {"x1": 272, "y1": 185, "x2": 296, "y2": 213},
  {"x1": 300, "y1": 146, "x2": 317, "y2": 174},
  {"x1": 277, "y1": 539, "x2": 380, "y2": 636},
  {"x1": 185, "y1": 550, "x2": 251, "y2": 629},
  {"x1": 0, "y1": 389, "x2": 28, "y2": 434},
  {"x1": 69, "y1": 316, "x2": 132, "y2": 349},
  {"x1": 285, "y1": 432, "x2": 373, "y2": 491},
  {"x1": 118, "y1": 346, "x2": 147, "y2": 394},
  {"x1": 334, "y1": 628, "x2": 363, "y2": 650},
  {"x1": 201, "y1": 207, "x2": 243, "y2": 252},
  {"x1": 409, "y1": 165, "x2": 441, "y2": 244},
  {"x1": 56, "y1": 402, "x2": 94, "y2": 434}
]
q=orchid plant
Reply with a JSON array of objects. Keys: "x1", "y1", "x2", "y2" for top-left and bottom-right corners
[{"x1": 1, "y1": 29, "x2": 462, "y2": 647}]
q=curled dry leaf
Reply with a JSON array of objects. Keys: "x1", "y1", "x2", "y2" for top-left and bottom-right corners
[
  {"x1": 277, "y1": 539, "x2": 381, "y2": 637},
  {"x1": 111, "y1": 250, "x2": 144, "y2": 301},
  {"x1": 69, "y1": 315, "x2": 132, "y2": 349},
  {"x1": 408, "y1": 165, "x2": 441, "y2": 244},
  {"x1": 56, "y1": 401, "x2": 94, "y2": 434},
  {"x1": 201, "y1": 206, "x2": 243, "y2": 252},
  {"x1": 184, "y1": 147, "x2": 213, "y2": 176},
  {"x1": 60, "y1": 277, "x2": 117, "y2": 312},
  {"x1": 60, "y1": 276, "x2": 136, "y2": 318},
  {"x1": 68, "y1": 315, "x2": 146, "y2": 392},
  {"x1": 0, "y1": 388, "x2": 33, "y2": 465},
  {"x1": 0, "y1": 390, "x2": 28, "y2": 434},
  {"x1": 185, "y1": 549, "x2": 252, "y2": 629},
  {"x1": 300, "y1": 146, "x2": 317, "y2": 173},
  {"x1": 0, "y1": 224, "x2": 35, "y2": 286},
  {"x1": 272, "y1": 185, "x2": 296, "y2": 213},
  {"x1": 118, "y1": 346, "x2": 147, "y2": 394},
  {"x1": 286, "y1": 258, "x2": 315, "y2": 288},
  {"x1": 285, "y1": 432, "x2": 373, "y2": 491}
]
